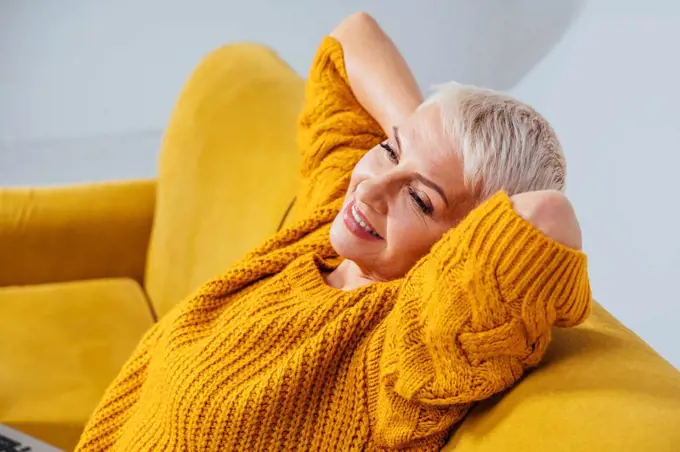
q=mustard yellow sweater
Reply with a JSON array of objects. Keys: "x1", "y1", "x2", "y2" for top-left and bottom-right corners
[{"x1": 76, "y1": 37, "x2": 592, "y2": 451}]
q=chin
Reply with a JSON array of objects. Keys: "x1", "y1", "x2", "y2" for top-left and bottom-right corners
[{"x1": 329, "y1": 214, "x2": 352, "y2": 258}]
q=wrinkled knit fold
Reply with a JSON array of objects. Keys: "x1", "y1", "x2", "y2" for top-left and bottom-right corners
[{"x1": 76, "y1": 37, "x2": 592, "y2": 452}]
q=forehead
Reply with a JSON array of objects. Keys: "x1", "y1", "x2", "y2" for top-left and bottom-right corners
[{"x1": 398, "y1": 105, "x2": 465, "y2": 192}]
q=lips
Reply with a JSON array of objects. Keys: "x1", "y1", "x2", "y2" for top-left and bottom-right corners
[{"x1": 343, "y1": 200, "x2": 383, "y2": 242}]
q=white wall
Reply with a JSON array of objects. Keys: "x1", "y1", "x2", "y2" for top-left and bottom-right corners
[
  {"x1": 510, "y1": 0, "x2": 680, "y2": 366},
  {"x1": 0, "y1": 0, "x2": 580, "y2": 185}
]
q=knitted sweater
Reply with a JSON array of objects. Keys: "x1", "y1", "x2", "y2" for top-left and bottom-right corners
[{"x1": 76, "y1": 37, "x2": 592, "y2": 452}]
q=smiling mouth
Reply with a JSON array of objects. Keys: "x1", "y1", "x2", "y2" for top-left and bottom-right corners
[
  {"x1": 351, "y1": 204, "x2": 381, "y2": 238},
  {"x1": 343, "y1": 200, "x2": 383, "y2": 241}
]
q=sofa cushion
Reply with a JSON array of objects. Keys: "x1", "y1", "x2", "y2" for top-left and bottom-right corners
[
  {"x1": 145, "y1": 43, "x2": 304, "y2": 318},
  {"x1": 444, "y1": 302, "x2": 680, "y2": 452},
  {"x1": 0, "y1": 278, "x2": 154, "y2": 450}
]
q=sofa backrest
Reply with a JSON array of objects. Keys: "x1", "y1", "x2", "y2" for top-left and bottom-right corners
[
  {"x1": 443, "y1": 302, "x2": 680, "y2": 451},
  {"x1": 144, "y1": 43, "x2": 303, "y2": 318}
]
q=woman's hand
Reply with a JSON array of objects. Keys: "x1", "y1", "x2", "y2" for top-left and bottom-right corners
[
  {"x1": 510, "y1": 190, "x2": 583, "y2": 250},
  {"x1": 330, "y1": 12, "x2": 423, "y2": 134}
]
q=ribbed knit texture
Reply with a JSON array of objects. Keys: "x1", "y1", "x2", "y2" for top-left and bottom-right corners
[{"x1": 76, "y1": 37, "x2": 592, "y2": 451}]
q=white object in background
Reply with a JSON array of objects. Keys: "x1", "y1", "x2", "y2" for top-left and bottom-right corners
[{"x1": 0, "y1": 424, "x2": 63, "y2": 452}]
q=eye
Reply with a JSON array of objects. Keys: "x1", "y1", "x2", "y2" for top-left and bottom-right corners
[
  {"x1": 380, "y1": 142, "x2": 398, "y2": 163},
  {"x1": 408, "y1": 187, "x2": 434, "y2": 215}
]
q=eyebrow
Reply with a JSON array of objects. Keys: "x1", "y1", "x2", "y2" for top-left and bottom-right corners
[{"x1": 393, "y1": 126, "x2": 450, "y2": 208}]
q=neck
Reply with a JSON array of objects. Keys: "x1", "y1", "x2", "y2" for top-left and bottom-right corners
[{"x1": 324, "y1": 260, "x2": 376, "y2": 291}]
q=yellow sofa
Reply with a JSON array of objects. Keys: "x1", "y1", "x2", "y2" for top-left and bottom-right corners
[{"x1": 1, "y1": 43, "x2": 679, "y2": 452}]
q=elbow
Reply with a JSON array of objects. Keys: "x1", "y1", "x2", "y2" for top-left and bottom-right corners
[
  {"x1": 346, "y1": 11, "x2": 378, "y2": 26},
  {"x1": 331, "y1": 12, "x2": 380, "y2": 40}
]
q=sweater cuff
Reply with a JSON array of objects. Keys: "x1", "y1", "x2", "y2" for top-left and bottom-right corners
[{"x1": 432, "y1": 191, "x2": 592, "y2": 334}]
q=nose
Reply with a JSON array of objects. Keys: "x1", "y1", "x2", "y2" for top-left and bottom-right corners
[{"x1": 354, "y1": 175, "x2": 390, "y2": 215}]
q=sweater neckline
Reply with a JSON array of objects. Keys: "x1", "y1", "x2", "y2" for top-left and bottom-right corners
[{"x1": 287, "y1": 252, "x2": 391, "y2": 299}]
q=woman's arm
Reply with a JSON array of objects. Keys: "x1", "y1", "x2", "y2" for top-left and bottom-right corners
[
  {"x1": 372, "y1": 191, "x2": 591, "y2": 448},
  {"x1": 294, "y1": 12, "x2": 421, "y2": 218},
  {"x1": 330, "y1": 12, "x2": 423, "y2": 134}
]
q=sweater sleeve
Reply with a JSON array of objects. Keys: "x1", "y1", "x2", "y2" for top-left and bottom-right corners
[
  {"x1": 373, "y1": 191, "x2": 592, "y2": 448},
  {"x1": 295, "y1": 36, "x2": 386, "y2": 220}
]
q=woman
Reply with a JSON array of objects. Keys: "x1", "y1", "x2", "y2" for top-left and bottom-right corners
[{"x1": 77, "y1": 13, "x2": 590, "y2": 451}]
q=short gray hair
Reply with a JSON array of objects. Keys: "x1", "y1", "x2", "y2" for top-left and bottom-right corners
[{"x1": 421, "y1": 81, "x2": 565, "y2": 200}]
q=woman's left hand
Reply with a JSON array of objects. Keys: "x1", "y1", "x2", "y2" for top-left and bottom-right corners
[{"x1": 510, "y1": 190, "x2": 583, "y2": 250}]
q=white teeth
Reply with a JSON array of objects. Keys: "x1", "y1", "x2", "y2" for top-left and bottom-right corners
[{"x1": 351, "y1": 204, "x2": 380, "y2": 238}]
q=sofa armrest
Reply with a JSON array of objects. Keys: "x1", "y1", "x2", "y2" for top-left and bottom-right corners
[{"x1": 0, "y1": 179, "x2": 156, "y2": 287}]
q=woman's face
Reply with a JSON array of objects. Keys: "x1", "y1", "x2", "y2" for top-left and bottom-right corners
[{"x1": 330, "y1": 106, "x2": 478, "y2": 281}]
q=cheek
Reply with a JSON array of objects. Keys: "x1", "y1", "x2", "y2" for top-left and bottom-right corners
[{"x1": 386, "y1": 209, "x2": 437, "y2": 257}]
